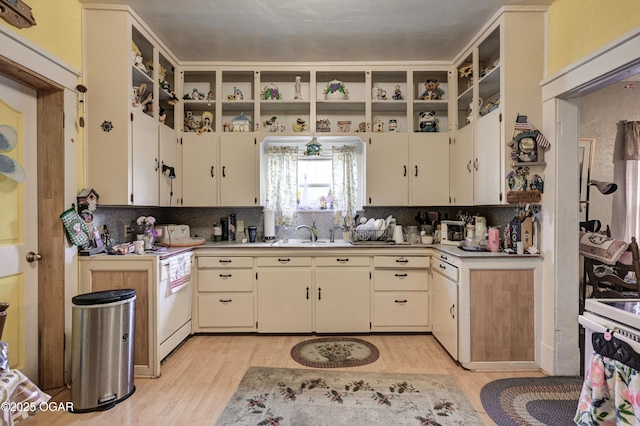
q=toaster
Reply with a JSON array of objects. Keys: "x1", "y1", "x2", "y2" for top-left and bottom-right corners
[{"x1": 441, "y1": 220, "x2": 466, "y2": 246}]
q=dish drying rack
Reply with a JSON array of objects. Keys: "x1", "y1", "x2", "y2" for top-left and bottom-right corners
[{"x1": 350, "y1": 229, "x2": 390, "y2": 244}]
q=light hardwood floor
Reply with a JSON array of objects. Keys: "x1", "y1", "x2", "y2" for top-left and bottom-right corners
[{"x1": 29, "y1": 334, "x2": 545, "y2": 425}]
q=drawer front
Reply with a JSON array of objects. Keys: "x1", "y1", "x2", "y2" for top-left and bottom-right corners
[
  {"x1": 198, "y1": 256, "x2": 253, "y2": 269},
  {"x1": 430, "y1": 257, "x2": 458, "y2": 282},
  {"x1": 256, "y1": 257, "x2": 312, "y2": 267},
  {"x1": 373, "y1": 293, "x2": 429, "y2": 327},
  {"x1": 374, "y1": 269, "x2": 429, "y2": 291},
  {"x1": 198, "y1": 294, "x2": 254, "y2": 327},
  {"x1": 315, "y1": 256, "x2": 370, "y2": 267},
  {"x1": 198, "y1": 269, "x2": 254, "y2": 292},
  {"x1": 374, "y1": 256, "x2": 429, "y2": 269}
]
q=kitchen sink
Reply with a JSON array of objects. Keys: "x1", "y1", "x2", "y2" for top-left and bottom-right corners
[{"x1": 269, "y1": 239, "x2": 351, "y2": 247}]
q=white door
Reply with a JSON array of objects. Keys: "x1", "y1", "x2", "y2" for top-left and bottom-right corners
[
  {"x1": 219, "y1": 133, "x2": 257, "y2": 207},
  {"x1": 473, "y1": 110, "x2": 502, "y2": 205},
  {"x1": 366, "y1": 134, "x2": 409, "y2": 206},
  {"x1": 410, "y1": 133, "x2": 450, "y2": 206},
  {"x1": 0, "y1": 75, "x2": 38, "y2": 379}
]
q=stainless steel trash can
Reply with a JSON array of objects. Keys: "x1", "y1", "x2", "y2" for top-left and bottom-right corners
[{"x1": 71, "y1": 289, "x2": 136, "y2": 412}]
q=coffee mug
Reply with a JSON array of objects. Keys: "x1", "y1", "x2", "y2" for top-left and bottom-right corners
[{"x1": 246, "y1": 226, "x2": 257, "y2": 242}]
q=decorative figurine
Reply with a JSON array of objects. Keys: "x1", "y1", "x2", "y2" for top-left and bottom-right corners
[
  {"x1": 292, "y1": 117, "x2": 308, "y2": 132},
  {"x1": 392, "y1": 84, "x2": 403, "y2": 100},
  {"x1": 294, "y1": 75, "x2": 302, "y2": 100},
  {"x1": 372, "y1": 83, "x2": 387, "y2": 100},
  {"x1": 323, "y1": 79, "x2": 349, "y2": 100},
  {"x1": 316, "y1": 118, "x2": 331, "y2": 132},
  {"x1": 418, "y1": 111, "x2": 438, "y2": 132},
  {"x1": 198, "y1": 111, "x2": 214, "y2": 133},
  {"x1": 373, "y1": 116, "x2": 384, "y2": 133},
  {"x1": 337, "y1": 121, "x2": 351, "y2": 132},
  {"x1": 261, "y1": 83, "x2": 281, "y2": 100},
  {"x1": 418, "y1": 79, "x2": 443, "y2": 100},
  {"x1": 184, "y1": 110, "x2": 200, "y2": 132}
]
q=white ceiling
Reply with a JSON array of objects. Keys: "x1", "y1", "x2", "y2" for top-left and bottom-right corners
[{"x1": 78, "y1": 0, "x2": 554, "y2": 63}]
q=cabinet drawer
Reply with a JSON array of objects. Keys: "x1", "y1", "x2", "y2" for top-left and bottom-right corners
[
  {"x1": 257, "y1": 257, "x2": 312, "y2": 267},
  {"x1": 315, "y1": 256, "x2": 370, "y2": 267},
  {"x1": 198, "y1": 256, "x2": 253, "y2": 269},
  {"x1": 198, "y1": 294, "x2": 254, "y2": 327},
  {"x1": 374, "y1": 269, "x2": 429, "y2": 291},
  {"x1": 373, "y1": 293, "x2": 429, "y2": 327},
  {"x1": 374, "y1": 256, "x2": 429, "y2": 269},
  {"x1": 198, "y1": 269, "x2": 254, "y2": 292},
  {"x1": 430, "y1": 257, "x2": 458, "y2": 282}
]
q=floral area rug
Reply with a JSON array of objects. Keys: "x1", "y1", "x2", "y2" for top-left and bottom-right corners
[
  {"x1": 480, "y1": 376, "x2": 583, "y2": 426},
  {"x1": 290, "y1": 337, "x2": 379, "y2": 368},
  {"x1": 215, "y1": 366, "x2": 484, "y2": 425}
]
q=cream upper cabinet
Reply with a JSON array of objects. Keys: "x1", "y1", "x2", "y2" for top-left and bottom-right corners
[
  {"x1": 366, "y1": 134, "x2": 409, "y2": 206},
  {"x1": 450, "y1": 125, "x2": 474, "y2": 205},
  {"x1": 410, "y1": 133, "x2": 450, "y2": 206},
  {"x1": 84, "y1": 6, "x2": 178, "y2": 205},
  {"x1": 182, "y1": 132, "x2": 219, "y2": 206},
  {"x1": 219, "y1": 133, "x2": 258, "y2": 207},
  {"x1": 159, "y1": 124, "x2": 182, "y2": 206},
  {"x1": 473, "y1": 110, "x2": 502, "y2": 205}
]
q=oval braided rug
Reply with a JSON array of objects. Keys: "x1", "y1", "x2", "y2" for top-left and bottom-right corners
[
  {"x1": 480, "y1": 376, "x2": 583, "y2": 426},
  {"x1": 290, "y1": 337, "x2": 380, "y2": 368}
]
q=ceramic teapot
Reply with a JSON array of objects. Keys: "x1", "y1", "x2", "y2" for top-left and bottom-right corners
[{"x1": 292, "y1": 117, "x2": 308, "y2": 132}]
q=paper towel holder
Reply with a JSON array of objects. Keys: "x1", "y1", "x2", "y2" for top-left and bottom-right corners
[{"x1": 263, "y1": 209, "x2": 276, "y2": 241}]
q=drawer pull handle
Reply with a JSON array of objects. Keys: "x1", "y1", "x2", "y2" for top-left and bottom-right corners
[
  {"x1": 336, "y1": 258, "x2": 349, "y2": 263},
  {"x1": 306, "y1": 286, "x2": 309, "y2": 300},
  {"x1": 394, "y1": 299, "x2": 408, "y2": 304},
  {"x1": 219, "y1": 274, "x2": 232, "y2": 278},
  {"x1": 219, "y1": 259, "x2": 232, "y2": 264},
  {"x1": 219, "y1": 299, "x2": 232, "y2": 303},
  {"x1": 450, "y1": 304, "x2": 455, "y2": 318},
  {"x1": 278, "y1": 258, "x2": 290, "y2": 263},
  {"x1": 439, "y1": 264, "x2": 446, "y2": 269},
  {"x1": 210, "y1": 166, "x2": 214, "y2": 177},
  {"x1": 440, "y1": 254, "x2": 448, "y2": 260},
  {"x1": 318, "y1": 287, "x2": 321, "y2": 300},
  {"x1": 396, "y1": 259, "x2": 409, "y2": 264},
  {"x1": 394, "y1": 273, "x2": 408, "y2": 277}
]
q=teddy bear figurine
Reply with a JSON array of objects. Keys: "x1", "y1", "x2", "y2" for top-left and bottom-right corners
[
  {"x1": 184, "y1": 110, "x2": 200, "y2": 132},
  {"x1": 419, "y1": 79, "x2": 443, "y2": 100},
  {"x1": 418, "y1": 111, "x2": 438, "y2": 132}
]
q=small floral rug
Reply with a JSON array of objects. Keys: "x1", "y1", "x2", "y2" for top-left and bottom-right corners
[
  {"x1": 290, "y1": 337, "x2": 380, "y2": 368},
  {"x1": 215, "y1": 366, "x2": 484, "y2": 425}
]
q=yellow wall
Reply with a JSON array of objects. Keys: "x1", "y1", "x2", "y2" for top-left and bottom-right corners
[{"x1": 548, "y1": 0, "x2": 640, "y2": 74}]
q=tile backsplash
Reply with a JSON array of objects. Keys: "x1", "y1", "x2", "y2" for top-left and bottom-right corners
[{"x1": 92, "y1": 205, "x2": 523, "y2": 244}]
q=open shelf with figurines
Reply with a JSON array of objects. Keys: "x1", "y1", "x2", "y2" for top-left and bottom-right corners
[
  {"x1": 182, "y1": 70, "x2": 216, "y2": 133},
  {"x1": 413, "y1": 70, "x2": 450, "y2": 133},
  {"x1": 259, "y1": 71, "x2": 311, "y2": 134},
  {"x1": 157, "y1": 52, "x2": 179, "y2": 129},
  {"x1": 477, "y1": 27, "x2": 501, "y2": 119},
  {"x1": 316, "y1": 71, "x2": 366, "y2": 134},
  {"x1": 370, "y1": 71, "x2": 408, "y2": 133},
  {"x1": 131, "y1": 27, "x2": 155, "y2": 118},
  {"x1": 221, "y1": 70, "x2": 255, "y2": 132}
]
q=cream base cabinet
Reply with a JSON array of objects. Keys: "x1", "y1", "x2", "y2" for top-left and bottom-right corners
[
  {"x1": 366, "y1": 134, "x2": 409, "y2": 206},
  {"x1": 194, "y1": 255, "x2": 256, "y2": 332},
  {"x1": 220, "y1": 133, "x2": 258, "y2": 207},
  {"x1": 315, "y1": 256, "x2": 370, "y2": 333},
  {"x1": 430, "y1": 255, "x2": 459, "y2": 360},
  {"x1": 372, "y1": 255, "x2": 430, "y2": 332},
  {"x1": 182, "y1": 132, "x2": 219, "y2": 206},
  {"x1": 257, "y1": 257, "x2": 313, "y2": 333}
]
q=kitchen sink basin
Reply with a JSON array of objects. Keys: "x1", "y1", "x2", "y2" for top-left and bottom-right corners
[{"x1": 269, "y1": 239, "x2": 351, "y2": 247}]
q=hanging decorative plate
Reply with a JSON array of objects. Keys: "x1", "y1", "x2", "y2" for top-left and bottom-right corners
[
  {"x1": 323, "y1": 79, "x2": 349, "y2": 100},
  {"x1": 260, "y1": 83, "x2": 282, "y2": 100}
]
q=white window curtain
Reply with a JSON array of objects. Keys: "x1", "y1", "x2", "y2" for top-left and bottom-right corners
[
  {"x1": 624, "y1": 121, "x2": 640, "y2": 240},
  {"x1": 265, "y1": 146, "x2": 298, "y2": 226},
  {"x1": 332, "y1": 145, "x2": 358, "y2": 227}
]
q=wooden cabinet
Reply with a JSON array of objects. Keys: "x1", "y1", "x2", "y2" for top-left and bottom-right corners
[
  {"x1": 84, "y1": 6, "x2": 178, "y2": 206},
  {"x1": 195, "y1": 255, "x2": 256, "y2": 331},
  {"x1": 430, "y1": 255, "x2": 459, "y2": 360},
  {"x1": 409, "y1": 133, "x2": 450, "y2": 206},
  {"x1": 181, "y1": 132, "x2": 218, "y2": 206},
  {"x1": 450, "y1": 124, "x2": 473, "y2": 205},
  {"x1": 78, "y1": 257, "x2": 157, "y2": 377},
  {"x1": 256, "y1": 256, "x2": 313, "y2": 333},
  {"x1": 372, "y1": 255, "x2": 430, "y2": 331},
  {"x1": 454, "y1": 253, "x2": 542, "y2": 370},
  {"x1": 315, "y1": 256, "x2": 370, "y2": 333}
]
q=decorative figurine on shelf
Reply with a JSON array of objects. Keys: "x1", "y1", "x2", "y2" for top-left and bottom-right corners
[
  {"x1": 184, "y1": 110, "x2": 200, "y2": 132},
  {"x1": 294, "y1": 75, "x2": 302, "y2": 100},
  {"x1": 207, "y1": 90, "x2": 214, "y2": 101},
  {"x1": 459, "y1": 64, "x2": 473, "y2": 88},
  {"x1": 337, "y1": 121, "x2": 351, "y2": 132},
  {"x1": 418, "y1": 111, "x2": 438, "y2": 132},
  {"x1": 292, "y1": 117, "x2": 308, "y2": 132},
  {"x1": 226, "y1": 86, "x2": 244, "y2": 101},
  {"x1": 316, "y1": 118, "x2": 331, "y2": 132},
  {"x1": 231, "y1": 112, "x2": 251, "y2": 132},
  {"x1": 198, "y1": 111, "x2": 214, "y2": 133},
  {"x1": 132, "y1": 41, "x2": 147, "y2": 73},
  {"x1": 392, "y1": 84, "x2": 403, "y2": 100},
  {"x1": 263, "y1": 116, "x2": 285, "y2": 132},
  {"x1": 372, "y1": 83, "x2": 387, "y2": 100},
  {"x1": 323, "y1": 79, "x2": 349, "y2": 100},
  {"x1": 465, "y1": 98, "x2": 483, "y2": 124},
  {"x1": 418, "y1": 79, "x2": 443, "y2": 100},
  {"x1": 261, "y1": 83, "x2": 282, "y2": 100},
  {"x1": 159, "y1": 106, "x2": 167, "y2": 124},
  {"x1": 191, "y1": 88, "x2": 206, "y2": 100},
  {"x1": 373, "y1": 116, "x2": 384, "y2": 133}
]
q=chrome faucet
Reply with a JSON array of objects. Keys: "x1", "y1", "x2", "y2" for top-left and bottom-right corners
[
  {"x1": 295, "y1": 224, "x2": 318, "y2": 242},
  {"x1": 329, "y1": 229, "x2": 335, "y2": 243}
]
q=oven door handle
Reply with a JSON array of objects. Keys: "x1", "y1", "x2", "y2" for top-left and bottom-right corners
[{"x1": 579, "y1": 315, "x2": 640, "y2": 353}]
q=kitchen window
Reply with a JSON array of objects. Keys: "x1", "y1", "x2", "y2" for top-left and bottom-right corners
[{"x1": 260, "y1": 136, "x2": 365, "y2": 226}]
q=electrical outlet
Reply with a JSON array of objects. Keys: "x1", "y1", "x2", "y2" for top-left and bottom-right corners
[{"x1": 124, "y1": 225, "x2": 134, "y2": 240}]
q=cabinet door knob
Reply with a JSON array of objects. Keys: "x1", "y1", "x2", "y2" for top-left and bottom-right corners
[
  {"x1": 219, "y1": 259, "x2": 232, "y2": 264},
  {"x1": 26, "y1": 252, "x2": 42, "y2": 262}
]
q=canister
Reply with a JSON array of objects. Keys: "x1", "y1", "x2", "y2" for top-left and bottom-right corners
[{"x1": 220, "y1": 218, "x2": 229, "y2": 241}]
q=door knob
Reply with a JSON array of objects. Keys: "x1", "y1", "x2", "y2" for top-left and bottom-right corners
[{"x1": 26, "y1": 252, "x2": 42, "y2": 262}]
